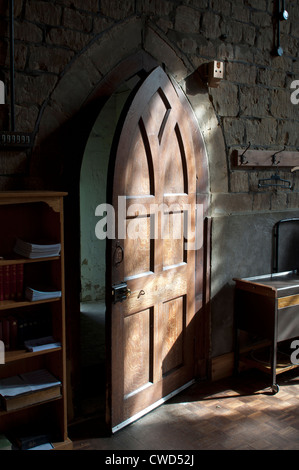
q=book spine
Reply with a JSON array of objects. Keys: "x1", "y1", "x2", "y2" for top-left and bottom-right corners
[
  {"x1": 2, "y1": 317, "x2": 9, "y2": 350},
  {"x1": 10, "y1": 264, "x2": 16, "y2": 300},
  {"x1": 3, "y1": 266, "x2": 10, "y2": 301},
  {"x1": 16, "y1": 264, "x2": 24, "y2": 300},
  {"x1": 0, "y1": 266, "x2": 3, "y2": 301}
]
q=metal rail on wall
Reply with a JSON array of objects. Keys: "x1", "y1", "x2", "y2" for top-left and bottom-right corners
[{"x1": 0, "y1": 0, "x2": 33, "y2": 150}]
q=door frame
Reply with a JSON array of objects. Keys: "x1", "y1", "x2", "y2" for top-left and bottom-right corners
[{"x1": 61, "y1": 52, "x2": 211, "y2": 422}]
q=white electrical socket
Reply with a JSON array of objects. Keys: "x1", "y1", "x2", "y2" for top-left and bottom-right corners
[
  {"x1": 208, "y1": 61, "x2": 224, "y2": 87},
  {"x1": 213, "y1": 61, "x2": 223, "y2": 78}
]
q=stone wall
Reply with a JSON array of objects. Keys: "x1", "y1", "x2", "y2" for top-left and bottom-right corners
[{"x1": 1, "y1": 0, "x2": 299, "y2": 362}]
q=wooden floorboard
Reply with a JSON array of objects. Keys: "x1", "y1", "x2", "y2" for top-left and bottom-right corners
[{"x1": 69, "y1": 368, "x2": 299, "y2": 450}]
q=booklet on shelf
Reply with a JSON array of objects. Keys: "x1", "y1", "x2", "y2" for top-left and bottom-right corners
[
  {"x1": 0, "y1": 369, "x2": 62, "y2": 411},
  {"x1": 0, "y1": 369, "x2": 61, "y2": 398},
  {"x1": 24, "y1": 336, "x2": 61, "y2": 352},
  {"x1": 13, "y1": 239, "x2": 61, "y2": 259},
  {"x1": 25, "y1": 286, "x2": 62, "y2": 302}
]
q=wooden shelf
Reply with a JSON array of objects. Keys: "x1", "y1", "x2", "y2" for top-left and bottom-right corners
[
  {"x1": 0, "y1": 297, "x2": 61, "y2": 311},
  {"x1": 0, "y1": 256, "x2": 60, "y2": 266},
  {"x1": 5, "y1": 346, "x2": 62, "y2": 363},
  {"x1": 240, "y1": 352, "x2": 299, "y2": 375},
  {"x1": 52, "y1": 438, "x2": 73, "y2": 450},
  {"x1": 0, "y1": 394, "x2": 62, "y2": 416}
]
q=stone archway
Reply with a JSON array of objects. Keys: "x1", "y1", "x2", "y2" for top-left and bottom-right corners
[
  {"x1": 30, "y1": 18, "x2": 226, "y2": 194},
  {"x1": 28, "y1": 17, "x2": 225, "y2": 420}
]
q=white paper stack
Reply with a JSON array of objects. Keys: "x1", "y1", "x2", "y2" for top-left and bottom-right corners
[
  {"x1": 14, "y1": 239, "x2": 61, "y2": 259},
  {"x1": 25, "y1": 286, "x2": 62, "y2": 302},
  {"x1": 24, "y1": 336, "x2": 62, "y2": 352},
  {"x1": 0, "y1": 369, "x2": 61, "y2": 398}
]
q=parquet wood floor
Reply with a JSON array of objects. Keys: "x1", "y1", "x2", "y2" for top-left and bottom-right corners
[{"x1": 69, "y1": 368, "x2": 299, "y2": 450}]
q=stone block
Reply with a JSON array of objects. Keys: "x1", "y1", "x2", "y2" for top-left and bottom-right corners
[
  {"x1": 245, "y1": 118, "x2": 277, "y2": 146},
  {"x1": 15, "y1": 20, "x2": 43, "y2": 43},
  {"x1": 0, "y1": 105, "x2": 9, "y2": 129},
  {"x1": 63, "y1": 8, "x2": 93, "y2": 32},
  {"x1": 175, "y1": 5, "x2": 200, "y2": 33},
  {"x1": 271, "y1": 89, "x2": 297, "y2": 119},
  {"x1": 25, "y1": 1, "x2": 62, "y2": 26},
  {"x1": 258, "y1": 67, "x2": 286, "y2": 88},
  {"x1": 0, "y1": 151, "x2": 28, "y2": 175},
  {"x1": 271, "y1": 192, "x2": 288, "y2": 211},
  {"x1": 137, "y1": 0, "x2": 173, "y2": 16},
  {"x1": 222, "y1": 118, "x2": 245, "y2": 146},
  {"x1": 242, "y1": 24, "x2": 256, "y2": 46},
  {"x1": 287, "y1": 191, "x2": 299, "y2": 209},
  {"x1": 234, "y1": 44, "x2": 254, "y2": 62},
  {"x1": 144, "y1": 25, "x2": 189, "y2": 81},
  {"x1": 230, "y1": 171, "x2": 249, "y2": 193},
  {"x1": 185, "y1": 0, "x2": 209, "y2": 8},
  {"x1": 50, "y1": 54, "x2": 101, "y2": 117},
  {"x1": 28, "y1": 45, "x2": 74, "y2": 74},
  {"x1": 101, "y1": 0, "x2": 135, "y2": 19},
  {"x1": 211, "y1": 192, "x2": 253, "y2": 216},
  {"x1": 47, "y1": 27, "x2": 90, "y2": 51},
  {"x1": 277, "y1": 120, "x2": 299, "y2": 147},
  {"x1": 222, "y1": 20, "x2": 243, "y2": 44},
  {"x1": 246, "y1": 0, "x2": 267, "y2": 11},
  {"x1": 209, "y1": 82, "x2": 239, "y2": 117},
  {"x1": 15, "y1": 105, "x2": 39, "y2": 132},
  {"x1": 15, "y1": 74, "x2": 58, "y2": 106},
  {"x1": 14, "y1": 44, "x2": 27, "y2": 70},
  {"x1": 250, "y1": 10, "x2": 271, "y2": 28},
  {"x1": 239, "y1": 85, "x2": 270, "y2": 117},
  {"x1": 0, "y1": 39, "x2": 8, "y2": 67},
  {"x1": 225, "y1": 62, "x2": 256, "y2": 85},
  {"x1": 88, "y1": 17, "x2": 142, "y2": 77},
  {"x1": 252, "y1": 192, "x2": 271, "y2": 211},
  {"x1": 231, "y1": 4, "x2": 250, "y2": 22},
  {"x1": 64, "y1": 0, "x2": 99, "y2": 12},
  {"x1": 201, "y1": 11, "x2": 221, "y2": 40}
]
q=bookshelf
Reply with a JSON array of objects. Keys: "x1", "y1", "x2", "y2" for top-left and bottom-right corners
[{"x1": 0, "y1": 191, "x2": 71, "y2": 450}]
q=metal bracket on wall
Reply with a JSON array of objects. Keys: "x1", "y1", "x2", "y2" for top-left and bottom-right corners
[
  {"x1": 0, "y1": 131, "x2": 32, "y2": 150},
  {"x1": 232, "y1": 148, "x2": 299, "y2": 168}
]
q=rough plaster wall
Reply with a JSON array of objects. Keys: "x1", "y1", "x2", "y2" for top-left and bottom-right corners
[
  {"x1": 211, "y1": 210, "x2": 299, "y2": 357},
  {"x1": 80, "y1": 89, "x2": 130, "y2": 301}
]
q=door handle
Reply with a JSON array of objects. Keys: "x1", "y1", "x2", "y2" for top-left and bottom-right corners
[{"x1": 112, "y1": 282, "x2": 131, "y2": 303}]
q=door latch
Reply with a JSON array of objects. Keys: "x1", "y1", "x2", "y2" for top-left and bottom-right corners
[{"x1": 112, "y1": 282, "x2": 131, "y2": 303}]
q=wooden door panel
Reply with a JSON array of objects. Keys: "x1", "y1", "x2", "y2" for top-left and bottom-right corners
[
  {"x1": 124, "y1": 214, "x2": 152, "y2": 279},
  {"x1": 163, "y1": 211, "x2": 185, "y2": 268},
  {"x1": 109, "y1": 67, "x2": 202, "y2": 431},
  {"x1": 125, "y1": 126, "x2": 152, "y2": 197},
  {"x1": 161, "y1": 296, "x2": 185, "y2": 376},
  {"x1": 124, "y1": 307, "x2": 152, "y2": 398}
]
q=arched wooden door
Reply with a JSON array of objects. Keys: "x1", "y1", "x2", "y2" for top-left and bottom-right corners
[{"x1": 107, "y1": 66, "x2": 205, "y2": 432}]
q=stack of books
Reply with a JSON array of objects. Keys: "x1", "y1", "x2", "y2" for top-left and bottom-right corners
[
  {"x1": 24, "y1": 336, "x2": 61, "y2": 353},
  {"x1": 0, "y1": 264, "x2": 24, "y2": 301},
  {"x1": 0, "y1": 369, "x2": 61, "y2": 411},
  {"x1": 13, "y1": 239, "x2": 61, "y2": 259},
  {"x1": 0, "y1": 312, "x2": 52, "y2": 351}
]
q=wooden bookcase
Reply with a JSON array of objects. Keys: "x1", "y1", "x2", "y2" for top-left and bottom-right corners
[{"x1": 0, "y1": 191, "x2": 71, "y2": 450}]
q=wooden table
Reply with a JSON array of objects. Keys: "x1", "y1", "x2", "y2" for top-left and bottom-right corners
[{"x1": 234, "y1": 270, "x2": 299, "y2": 393}]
